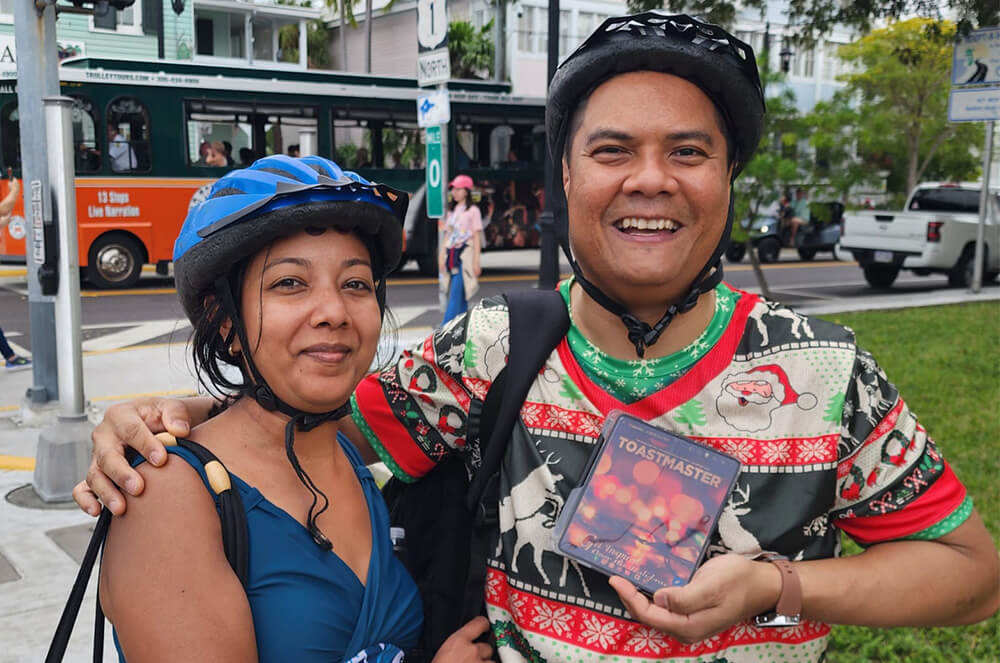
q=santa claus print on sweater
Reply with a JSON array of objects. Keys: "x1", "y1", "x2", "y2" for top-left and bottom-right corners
[{"x1": 716, "y1": 364, "x2": 818, "y2": 433}]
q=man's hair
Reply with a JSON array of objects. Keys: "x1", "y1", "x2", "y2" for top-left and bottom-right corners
[{"x1": 562, "y1": 77, "x2": 736, "y2": 169}]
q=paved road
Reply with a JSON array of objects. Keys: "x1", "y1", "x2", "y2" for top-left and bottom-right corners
[{"x1": 2, "y1": 249, "x2": 996, "y2": 358}]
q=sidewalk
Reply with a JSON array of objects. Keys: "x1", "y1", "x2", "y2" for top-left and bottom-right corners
[{"x1": 0, "y1": 287, "x2": 997, "y2": 661}]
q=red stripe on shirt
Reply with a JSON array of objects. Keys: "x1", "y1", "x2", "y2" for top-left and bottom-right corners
[
  {"x1": 354, "y1": 374, "x2": 436, "y2": 479},
  {"x1": 837, "y1": 462, "x2": 967, "y2": 544},
  {"x1": 557, "y1": 289, "x2": 759, "y2": 419}
]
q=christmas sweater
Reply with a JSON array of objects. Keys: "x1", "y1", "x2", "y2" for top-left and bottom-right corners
[{"x1": 352, "y1": 284, "x2": 971, "y2": 663}]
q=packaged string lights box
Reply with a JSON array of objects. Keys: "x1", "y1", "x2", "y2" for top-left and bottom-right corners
[{"x1": 555, "y1": 411, "x2": 741, "y2": 594}]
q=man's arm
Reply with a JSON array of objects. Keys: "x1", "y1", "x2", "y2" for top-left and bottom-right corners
[
  {"x1": 611, "y1": 511, "x2": 999, "y2": 643},
  {"x1": 74, "y1": 395, "x2": 216, "y2": 515}
]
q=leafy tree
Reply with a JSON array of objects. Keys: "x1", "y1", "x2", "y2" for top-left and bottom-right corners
[
  {"x1": 733, "y1": 56, "x2": 805, "y2": 242},
  {"x1": 837, "y1": 18, "x2": 983, "y2": 194},
  {"x1": 622, "y1": 0, "x2": 996, "y2": 41},
  {"x1": 448, "y1": 20, "x2": 495, "y2": 79},
  {"x1": 277, "y1": 20, "x2": 335, "y2": 69},
  {"x1": 801, "y1": 91, "x2": 877, "y2": 202}
]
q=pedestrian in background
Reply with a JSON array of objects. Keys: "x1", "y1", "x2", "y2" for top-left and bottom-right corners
[
  {"x1": 0, "y1": 177, "x2": 29, "y2": 372},
  {"x1": 438, "y1": 174, "x2": 481, "y2": 325}
]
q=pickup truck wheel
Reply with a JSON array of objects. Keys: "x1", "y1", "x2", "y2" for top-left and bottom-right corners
[
  {"x1": 948, "y1": 248, "x2": 982, "y2": 288},
  {"x1": 863, "y1": 264, "x2": 899, "y2": 289},
  {"x1": 757, "y1": 237, "x2": 781, "y2": 263},
  {"x1": 725, "y1": 242, "x2": 746, "y2": 262},
  {"x1": 797, "y1": 248, "x2": 817, "y2": 261}
]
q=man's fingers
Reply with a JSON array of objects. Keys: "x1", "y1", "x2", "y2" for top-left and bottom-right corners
[
  {"x1": 609, "y1": 576, "x2": 653, "y2": 620},
  {"x1": 157, "y1": 399, "x2": 192, "y2": 439},
  {"x1": 458, "y1": 616, "x2": 490, "y2": 639},
  {"x1": 108, "y1": 410, "x2": 167, "y2": 468},
  {"x1": 475, "y1": 642, "x2": 493, "y2": 660},
  {"x1": 85, "y1": 462, "x2": 128, "y2": 515},
  {"x1": 71, "y1": 480, "x2": 102, "y2": 517}
]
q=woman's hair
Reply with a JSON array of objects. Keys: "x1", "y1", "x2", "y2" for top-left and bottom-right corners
[
  {"x1": 189, "y1": 228, "x2": 397, "y2": 401},
  {"x1": 447, "y1": 187, "x2": 472, "y2": 212}
]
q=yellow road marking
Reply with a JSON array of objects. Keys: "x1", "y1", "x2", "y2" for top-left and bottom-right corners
[
  {"x1": 0, "y1": 455, "x2": 34, "y2": 471},
  {"x1": 89, "y1": 388, "x2": 197, "y2": 403},
  {"x1": 0, "y1": 388, "x2": 198, "y2": 422}
]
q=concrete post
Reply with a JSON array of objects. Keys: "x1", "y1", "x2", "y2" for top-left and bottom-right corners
[{"x1": 33, "y1": 96, "x2": 91, "y2": 503}]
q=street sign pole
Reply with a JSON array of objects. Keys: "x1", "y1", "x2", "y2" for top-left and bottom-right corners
[
  {"x1": 949, "y1": 27, "x2": 1000, "y2": 295},
  {"x1": 972, "y1": 120, "x2": 993, "y2": 294},
  {"x1": 13, "y1": 0, "x2": 61, "y2": 412},
  {"x1": 537, "y1": 0, "x2": 561, "y2": 290}
]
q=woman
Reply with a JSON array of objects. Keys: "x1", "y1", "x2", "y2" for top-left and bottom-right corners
[
  {"x1": 438, "y1": 174, "x2": 482, "y2": 325},
  {"x1": 98, "y1": 156, "x2": 491, "y2": 662}
]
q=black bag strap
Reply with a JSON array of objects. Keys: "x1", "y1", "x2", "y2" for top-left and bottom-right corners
[
  {"x1": 460, "y1": 289, "x2": 569, "y2": 632},
  {"x1": 45, "y1": 438, "x2": 249, "y2": 663},
  {"x1": 466, "y1": 288, "x2": 570, "y2": 510}
]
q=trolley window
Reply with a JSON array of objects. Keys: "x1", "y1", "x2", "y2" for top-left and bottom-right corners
[
  {"x1": 184, "y1": 99, "x2": 317, "y2": 167},
  {"x1": 70, "y1": 95, "x2": 101, "y2": 174},
  {"x1": 106, "y1": 96, "x2": 151, "y2": 173},
  {"x1": 0, "y1": 101, "x2": 19, "y2": 172}
]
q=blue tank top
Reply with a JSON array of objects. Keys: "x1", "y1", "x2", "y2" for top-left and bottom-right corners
[{"x1": 113, "y1": 432, "x2": 423, "y2": 662}]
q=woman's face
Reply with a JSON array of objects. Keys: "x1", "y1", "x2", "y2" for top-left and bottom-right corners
[
  {"x1": 231, "y1": 228, "x2": 382, "y2": 413},
  {"x1": 451, "y1": 187, "x2": 468, "y2": 204}
]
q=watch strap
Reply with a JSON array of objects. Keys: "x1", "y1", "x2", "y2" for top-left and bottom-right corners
[{"x1": 754, "y1": 554, "x2": 802, "y2": 627}]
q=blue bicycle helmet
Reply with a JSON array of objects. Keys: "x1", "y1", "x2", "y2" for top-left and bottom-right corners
[
  {"x1": 173, "y1": 155, "x2": 408, "y2": 552},
  {"x1": 174, "y1": 154, "x2": 406, "y2": 323}
]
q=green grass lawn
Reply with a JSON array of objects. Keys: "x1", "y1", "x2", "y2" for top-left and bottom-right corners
[{"x1": 818, "y1": 302, "x2": 1000, "y2": 663}]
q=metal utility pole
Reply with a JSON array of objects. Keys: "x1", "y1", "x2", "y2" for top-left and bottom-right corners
[
  {"x1": 13, "y1": 0, "x2": 61, "y2": 411},
  {"x1": 971, "y1": 120, "x2": 993, "y2": 293},
  {"x1": 537, "y1": 0, "x2": 560, "y2": 290},
  {"x1": 33, "y1": 96, "x2": 91, "y2": 503}
]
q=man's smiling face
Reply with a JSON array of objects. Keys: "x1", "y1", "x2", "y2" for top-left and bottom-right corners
[{"x1": 561, "y1": 71, "x2": 734, "y2": 308}]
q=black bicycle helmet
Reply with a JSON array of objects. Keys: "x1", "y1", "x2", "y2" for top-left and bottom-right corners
[
  {"x1": 173, "y1": 155, "x2": 408, "y2": 549},
  {"x1": 547, "y1": 12, "x2": 765, "y2": 357}
]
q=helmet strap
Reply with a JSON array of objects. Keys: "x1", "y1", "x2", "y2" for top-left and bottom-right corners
[
  {"x1": 214, "y1": 276, "x2": 350, "y2": 550},
  {"x1": 556, "y1": 191, "x2": 734, "y2": 359}
]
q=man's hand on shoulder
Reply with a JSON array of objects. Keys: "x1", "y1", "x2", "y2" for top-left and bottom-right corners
[{"x1": 73, "y1": 396, "x2": 209, "y2": 516}]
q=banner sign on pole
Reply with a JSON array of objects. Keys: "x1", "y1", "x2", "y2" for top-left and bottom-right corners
[
  {"x1": 416, "y1": 0, "x2": 449, "y2": 86},
  {"x1": 949, "y1": 27, "x2": 1000, "y2": 122},
  {"x1": 417, "y1": 89, "x2": 450, "y2": 128},
  {"x1": 425, "y1": 126, "x2": 444, "y2": 218}
]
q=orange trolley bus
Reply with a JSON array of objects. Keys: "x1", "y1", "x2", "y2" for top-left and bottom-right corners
[{"x1": 0, "y1": 58, "x2": 546, "y2": 287}]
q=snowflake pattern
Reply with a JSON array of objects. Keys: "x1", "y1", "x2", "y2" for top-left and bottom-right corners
[
  {"x1": 721, "y1": 439, "x2": 755, "y2": 463},
  {"x1": 624, "y1": 626, "x2": 670, "y2": 654},
  {"x1": 545, "y1": 407, "x2": 573, "y2": 429},
  {"x1": 531, "y1": 603, "x2": 573, "y2": 637},
  {"x1": 802, "y1": 515, "x2": 829, "y2": 537},
  {"x1": 508, "y1": 593, "x2": 530, "y2": 621},
  {"x1": 580, "y1": 615, "x2": 620, "y2": 649},
  {"x1": 797, "y1": 439, "x2": 829, "y2": 462},
  {"x1": 762, "y1": 440, "x2": 792, "y2": 463}
]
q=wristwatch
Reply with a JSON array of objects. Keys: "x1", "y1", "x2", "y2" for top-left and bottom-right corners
[{"x1": 754, "y1": 553, "x2": 802, "y2": 627}]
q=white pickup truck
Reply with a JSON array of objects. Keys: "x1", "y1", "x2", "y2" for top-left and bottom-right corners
[{"x1": 839, "y1": 182, "x2": 999, "y2": 288}]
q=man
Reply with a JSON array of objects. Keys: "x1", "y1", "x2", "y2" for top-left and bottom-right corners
[
  {"x1": 76, "y1": 12, "x2": 998, "y2": 662},
  {"x1": 107, "y1": 123, "x2": 137, "y2": 173}
]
